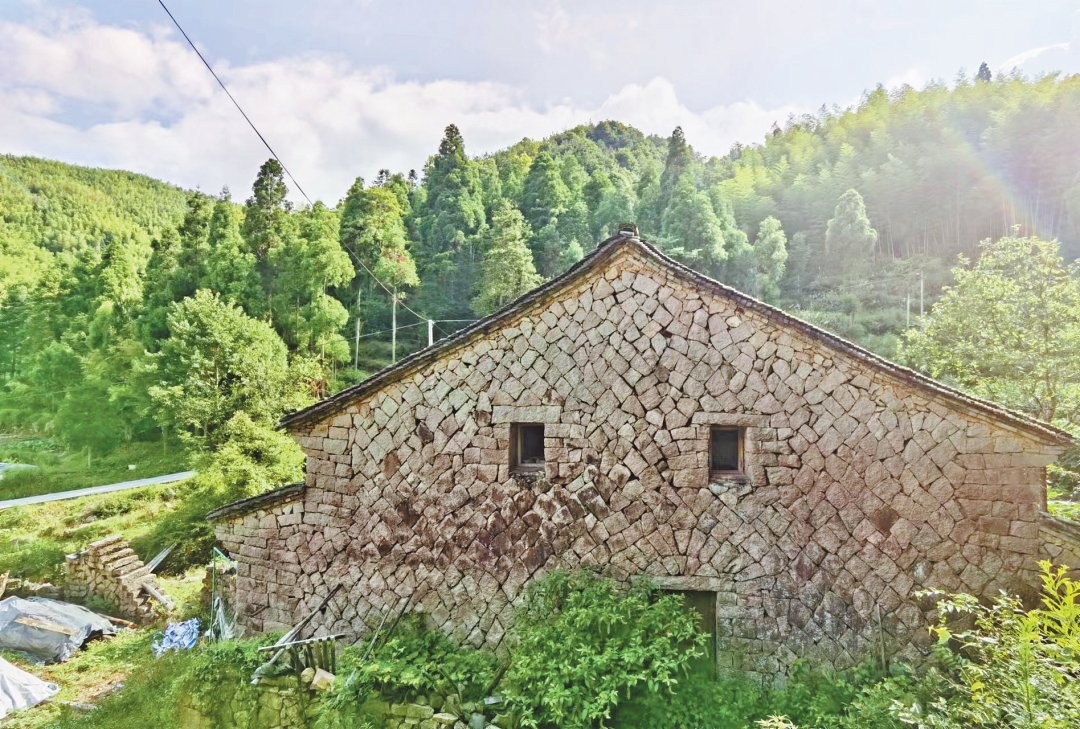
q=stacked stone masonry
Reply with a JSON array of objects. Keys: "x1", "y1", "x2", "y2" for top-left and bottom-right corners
[
  {"x1": 1040, "y1": 514, "x2": 1080, "y2": 577},
  {"x1": 64, "y1": 535, "x2": 172, "y2": 622},
  {"x1": 215, "y1": 239, "x2": 1068, "y2": 675}
]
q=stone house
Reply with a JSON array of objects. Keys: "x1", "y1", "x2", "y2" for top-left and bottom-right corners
[{"x1": 209, "y1": 228, "x2": 1077, "y2": 674}]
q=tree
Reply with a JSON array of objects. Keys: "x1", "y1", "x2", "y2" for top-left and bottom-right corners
[
  {"x1": 903, "y1": 233, "x2": 1080, "y2": 425},
  {"x1": 203, "y1": 192, "x2": 260, "y2": 308},
  {"x1": 659, "y1": 127, "x2": 694, "y2": 212},
  {"x1": 471, "y1": 203, "x2": 543, "y2": 316},
  {"x1": 750, "y1": 216, "x2": 788, "y2": 301},
  {"x1": 415, "y1": 124, "x2": 486, "y2": 317},
  {"x1": 660, "y1": 176, "x2": 727, "y2": 279},
  {"x1": 521, "y1": 152, "x2": 571, "y2": 276},
  {"x1": 339, "y1": 178, "x2": 420, "y2": 359},
  {"x1": 149, "y1": 289, "x2": 300, "y2": 447},
  {"x1": 241, "y1": 159, "x2": 297, "y2": 319},
  {"x1": 269, "y1": 202, "x2": 354, "y2": 364},
  {"x1": 242, "y1": 159, "x2": 290, "y2": 259},
  {"x1": 976, "y1": 62, "x2": 993, "y2": 83},
  {"x1": 340, "y1": 181, "x2": 418, "y2": 290},
  {"x1": 824, "y1": 189, "x2": 878, "y2": 278}
]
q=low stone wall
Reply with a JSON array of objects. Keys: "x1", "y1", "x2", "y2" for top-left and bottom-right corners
[
  {"x1": 63, "y1": 535, "x2": 171, "y2": 622},
  {"x1": 179, "y1": 677, "x2": 313, "y2": 729},
  {"x1": 1041, "y1": 513, "x2": 1080, "y2": 576},
  {"x1": 179, "y1": 682, "x2": 469, "y2": 729},
  {"x1": 379, "y1": 702, "x2": 465, "y2": 729}
]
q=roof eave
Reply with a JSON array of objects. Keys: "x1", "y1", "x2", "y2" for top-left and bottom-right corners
[{"x1": 206, "y1": 482, "x2": 306, "y2": 522}]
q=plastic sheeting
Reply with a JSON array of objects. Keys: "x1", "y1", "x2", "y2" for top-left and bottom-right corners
[
  {"x1": 0, "y1": 656, "x2": 59, "y2": 718},
  {"x1": 0, "y1": 596, "x2": 116, "y2": 663},
  {"x1": 151, "y1": 618, "x2": 200, "y2": 657}
]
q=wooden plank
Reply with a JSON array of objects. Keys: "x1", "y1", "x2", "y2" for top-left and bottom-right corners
[
  {"x1": 256, "y1": 633, "x2": 346, "y2": 652},
  {"x1": 14, "y1": 616, "x2": 79, "y2": 636}
]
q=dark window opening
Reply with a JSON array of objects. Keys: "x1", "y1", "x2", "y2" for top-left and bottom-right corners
[
  {"x1": 710, "y1": 427, "x2": 744, "y2": 475},
  {"x1": 666, "y1": 589, "x2": 717, "y2": 677},
  {"x1": 511, "y1": 423, "x2": 545, "y2": 472}
]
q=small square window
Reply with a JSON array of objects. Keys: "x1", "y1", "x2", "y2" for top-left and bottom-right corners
[
  {"x1": 511, "y1": 423, "x2": 545, "y2": 472},
  {"x1": 710, "y1": 427, "x2": 744, "y2": 476}
]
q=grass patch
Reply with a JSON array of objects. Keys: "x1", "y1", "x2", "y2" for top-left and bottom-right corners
[
  {"x1": 0, "y1": 436, "x2": 189, "y2": 501},
  {"x1": 0, "y1": 480, "x2": 197, "y2": 583},
  {"x1": 1, "y1": 628, "x2": 157, "y2": 729},
  {"x1": 1049, "y1": 500, "x2": 1080, "y2": 521}
]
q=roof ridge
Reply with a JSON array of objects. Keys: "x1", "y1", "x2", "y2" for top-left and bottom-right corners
[{"x1": 278, "y1": 233, "x2": 1071, "y2": 445}]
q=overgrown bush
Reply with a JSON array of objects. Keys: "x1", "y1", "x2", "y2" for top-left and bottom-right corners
[
  {"x1": 132, "y1": 415, "x2": 304, "y2": 574},
  {"x1": 499, "y1": 570, "x2": 706, "y2": 729},
  {"x1": 42, "y1": 634, "x2": 279, "y2": 729},
  {"x1": 616, "y1": 659, "x2": 912, "y2": 729},
  {"x1": 897, "y1": 561, "x2": 1080, "y2": 728},
  {"x1": 616, "y1": 669, "x2": 771, "y2": 728},
  {"x1": 317, "y1": 614, "x2": 497, "y2": 729},
  {"x1": 765, "y1": 562, "x2": 1080, "y2": 729}
]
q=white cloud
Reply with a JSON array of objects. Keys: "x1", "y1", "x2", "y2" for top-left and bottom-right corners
[
  {"x1": 998, "y1": 10, "x2": 1079, "y2": 74},
  {"x1": 999, "y1": 42, "x2": 1071, "y2": 72},
  {"x1": 882, "y1": 67, "x2": 928, "y2": 91},
  {"x1": 0, "y1": 7, "x2": 800, "y2": 204}
]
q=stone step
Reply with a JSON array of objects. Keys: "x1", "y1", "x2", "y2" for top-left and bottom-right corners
[
  {"x1": 92, "y1": 544, "x2": 137, "y2": 564},
  {"x1": 86, "y1": 534, "x2": 125, "y2": 551},
  {"x1": 106, "y1": 555, "x2": 143, "y2": 575},
  {"x1": 118, "y1": 565, "x2": 153, "y2": 583}
]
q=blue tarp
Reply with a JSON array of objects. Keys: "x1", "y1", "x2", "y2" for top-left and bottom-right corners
[{"x1": 152, "y1": 618, "x2": 200, "y2": 656}]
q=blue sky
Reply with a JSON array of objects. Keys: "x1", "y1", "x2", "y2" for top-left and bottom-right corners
[{"x1": 2, "y1": 0, "x2": 1078, "y2": 202}]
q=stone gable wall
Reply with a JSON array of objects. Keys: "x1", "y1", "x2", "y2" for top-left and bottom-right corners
[
  {"x1": 215, "y1": 247, "x2": 1063, "y2": 674},
  {"x1": 1041, "y1": 515, "x2": 1080, "y2": 577}
]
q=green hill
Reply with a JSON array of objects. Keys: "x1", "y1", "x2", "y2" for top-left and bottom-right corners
[{"x1": 1, "y1": 72, "x2": 1078, "y2": 464}]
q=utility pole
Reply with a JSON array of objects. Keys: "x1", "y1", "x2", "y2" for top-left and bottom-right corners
[
  {"x1": 354, "y1": 318, "x2": 360, "y2": 370},
  {"x1": 354, "y1": 287, "x2": 362, "y2": 370},
  {"x1": 918, "y1": 270, "x2": 924, "y2": 318},
  {"x1": 391, "y1": 287, "x2": 397, "y2": 364},
  {"x1": 428, "y1": 320, "x2": 435, "y2": 347}
]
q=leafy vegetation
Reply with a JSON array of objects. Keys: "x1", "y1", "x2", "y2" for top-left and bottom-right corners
[
  {"x1": 0, "y1": 436, "x2": 187, "y2": 500},
  {"x1": 499, "y1": 571, "x2": 706, "y2": 728},
  {"x1": 3, "y1": 565, "x2": 1079, "y2": 729},
  {"x1": 317, "y1": 615, "x2": 498, "y2": 728},
  {"x1": 4, "y1": 74, "x2": 1080, "y2": 498},
  {"x1": 760, "y1": 562, "x2": 1080, "y2": 729},
  {"x1": 903, "y1": 234, "x2": 1080, "y2": 426}
]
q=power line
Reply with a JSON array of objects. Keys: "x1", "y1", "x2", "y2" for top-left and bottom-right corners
[
  {"x1": 156, "y1": 0, "x2": 441, "y2": 349},
  {"x1": 155, "y1": 0, "x2": 313, "y2": 206},
  {"x1": 355, "y1": 321, "x2": 424, "y2": 340},
  {"x1": 342, "y1": 246, "x2": 430, "y2": 324}
]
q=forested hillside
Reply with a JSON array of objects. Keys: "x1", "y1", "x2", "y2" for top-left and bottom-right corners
[{"x1": 1, "y1": 71, "x2": 1079, "y2": 469}]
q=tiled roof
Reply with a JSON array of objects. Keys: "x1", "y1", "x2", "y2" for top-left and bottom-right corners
[{"x1": 206, "y1": 482, "x2": 306, "y2": 522}]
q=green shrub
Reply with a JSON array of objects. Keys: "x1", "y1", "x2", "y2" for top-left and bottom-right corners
[
  {"x1": 317, "y1": 614, "x2": 497, "y2": 729},
  {"x1": 768, "y1": 660, "x2": 893, "y2": 727},
  {"x1": 499, "y1": 570, "x2": 706, "y2": 729},
  {"x1": 896, "y1": 562, "x2": 1080, "y2": 728},
  {"x1": 616, "y1": 669, "x2": 771, "y2": 728},
  {"x1": 41, "y1": 634, "x2": 281, "y2": 729},
  {"x1": 767, "y1": 562, "x2": 1080, "y2": 729},
  {"x1": 616, "y1": 659, "x2": 913, "y2": 729}
]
